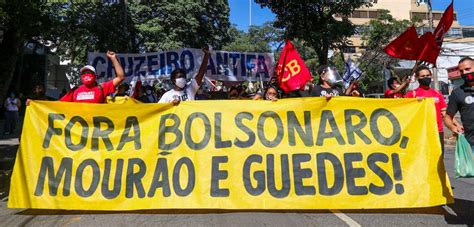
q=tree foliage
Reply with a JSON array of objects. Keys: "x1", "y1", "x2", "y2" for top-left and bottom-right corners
[
  {"x1": 256, "y1": 0, "x2": 372, "y2": 65},
  {"x1": 0, "y1": 0, "x2": 54, "y2": 103},
  {"x1": 0, "y1": 0, "x2": 231, "y2": 102},
  {"x1": 222, "y1": 22, "x2": 283, "y2": 53},
  {"x1": 47, "y1": 0, "x2": 231, "y2": 63}
]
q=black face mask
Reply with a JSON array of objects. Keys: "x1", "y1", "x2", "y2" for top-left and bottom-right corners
[
  {"x1": 461, "y1": 72, "x2": 474, "y2": 84},
  {"x1": 418, "y1": 77, "x2": 432, "y2": 87}
]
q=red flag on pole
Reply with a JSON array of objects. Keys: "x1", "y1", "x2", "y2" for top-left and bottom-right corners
[
  {"x1": 383, "y1": 26, "x2": 421, "y2": 60},
  {"x1": 434, "y1": 0, "x2": 454, "y2": 47},
  {"x1": 275, "y1": 40, "x2": 312, "y2": 93},
  {"x1": 418, "y1": 32, "x2": 441, "y2": 65},
  {"x1": 384, "y1": 25, "x2": 442, "y2": 65}
]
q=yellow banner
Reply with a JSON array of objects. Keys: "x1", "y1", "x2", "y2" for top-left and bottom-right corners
[{"x1": 8, "y1": 98, "x2": 453, "y2": 210}]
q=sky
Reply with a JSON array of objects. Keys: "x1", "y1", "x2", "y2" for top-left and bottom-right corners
[{"x1": 229, "y1": 0, "x2": 474, "y2": 31}]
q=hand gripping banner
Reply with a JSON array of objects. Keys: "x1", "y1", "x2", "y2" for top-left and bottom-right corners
[{"x1": 8, "y1": 98, "x2": 453, "y2": 210}]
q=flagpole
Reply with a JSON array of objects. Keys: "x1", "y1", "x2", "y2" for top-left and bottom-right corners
[{"x1": 428, "y1": 0, "x2": 439, "y2": 90}]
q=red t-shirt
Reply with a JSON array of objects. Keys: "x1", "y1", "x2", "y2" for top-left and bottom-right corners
[
  {"x1": 405, "y1": 87, "x2": 447, "y2": 132},
  {"x1": 384, "y1": 89, "x2": 404, "y2": 98},
  {"x1": 60, "y1": 81, "x2": 115, "y2": 103}
]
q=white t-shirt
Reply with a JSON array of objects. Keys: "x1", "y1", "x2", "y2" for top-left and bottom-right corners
[{"x1": 158, "y1": 79, "x2": 199, "y2": 103}]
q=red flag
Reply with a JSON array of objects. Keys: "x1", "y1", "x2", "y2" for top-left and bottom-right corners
[
  {"x1": 418, "y1": 32, "x2": 441, "y2": 65},
  {"x1": 275, "y1": 40, "x2": 312, "y2": 93},
  {"x1": 384, "y1": 26, "x2": 441, "y2": 65},
  {"x1": 383, "y1": 26, "x2": 421, "y2": 60},
  {"x1": 434, "y1": 1, "x2": 454, "y2": 47}
]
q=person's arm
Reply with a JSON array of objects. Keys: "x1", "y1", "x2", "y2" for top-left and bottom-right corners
[
  {"x1": 344, "y1": 82, "x2": 355, "y2": 96},
  {"x1": 444, "y1": 113, "x2": 464, "y2": 135},
  {"x1": 344, "y1": 81, "x2": 360, "y2": 96},
  {"x1": 390, "y1": 79, "x2": 410, "y2": 94},
  {"x1": 16, "y1": 98, "x2": 21, "y2": 108},
  {"x1": 195, "y1": 46, "x2": 210, "y2": 87},
  {"x1": 108, "y1": 51, "x2": 125, "y2": 87}
]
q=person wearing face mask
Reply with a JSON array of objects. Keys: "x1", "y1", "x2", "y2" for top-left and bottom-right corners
[
  {"x1": 311, "y1": 65, "x2": 358, "y2": 99},
  {"x1": 59, "y1": 51, "x2": 124, "y2": 103},
  {"x1": 384, "y1": 77, "x2": 410, "y2": 98},
  {"x1": 405, "y1": 65, "x2": 447, "y2": 153},
  {"x1": 158, "y1": 46, "x2": 210, "y2": 104},
  {"x1": 252, "y1": 85, "x2": 280, "y2": 101},
  {"x1": 3, "y1": 91, "x2": 21, "y2": 135},
  {"x1": 444, "y1": 57, "x2": 474, "y2": 152}
]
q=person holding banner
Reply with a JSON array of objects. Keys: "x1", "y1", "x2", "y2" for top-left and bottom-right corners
[
  {"x1": 158, "y1": 46, "x2": 210, "y2": 104},
  {"x1": 444, "y1": 57, "x2": 474, "y2": 151},
  {"x1": 405, "y1": 65, "x2": 447, "y2": 153},
  {"x1": 311, "y1": 65, "x2": 359, "y2": 99},
  {"x1": 59, "y1": 51, "x2": 125, "y2": 103},
  {"x1": 384, "y1": 77, "x2": 410, "y2": 98}
]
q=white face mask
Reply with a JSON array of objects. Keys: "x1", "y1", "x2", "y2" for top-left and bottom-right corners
[{"x1": 175, "y1": 78, "x2": 186, "y2": 89}]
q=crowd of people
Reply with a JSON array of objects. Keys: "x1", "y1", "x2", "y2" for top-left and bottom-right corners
[{"x1": 2, "y1": 49, "x2": 473, "y2": 155}]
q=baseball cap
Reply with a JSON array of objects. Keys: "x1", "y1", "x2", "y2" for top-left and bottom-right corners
[{"x1": 80, "y1": 65, "x2": 96, "y2": 74}]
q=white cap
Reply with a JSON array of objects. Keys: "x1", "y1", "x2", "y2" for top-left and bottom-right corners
[{"x1": 80, "y1": 65, "x2": 96, "y2": 74}]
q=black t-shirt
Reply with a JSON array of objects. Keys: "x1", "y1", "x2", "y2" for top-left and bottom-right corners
[
  {"x1": 311, "y1": 85, "x2": 343, "y2": 97},
  {"x1": 447, "y1": 86, "x2": 474, "y2": 146}
]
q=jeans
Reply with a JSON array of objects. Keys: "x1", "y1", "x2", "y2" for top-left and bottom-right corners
[{"x1": 4, "y1": 111, "x2": 19, "y2": 134}]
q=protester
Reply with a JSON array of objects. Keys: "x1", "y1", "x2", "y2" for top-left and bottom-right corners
[
  {"x1": 253, "y1": 85, "x2": 280, "y2": 101},
  {"x1": 158, "y1": 46, "x2": 210, "y2": 104},
  {"x1": 3, "y1": 91, "x2": 21, "y2": 135},
  {"x1": 405, "y1": 65, "x2": 447, "y2": 153},
  {"x1": 143, "y1": 85, "x2": 158, "y2": 103},
  {"x1": 59, "y1": 51, "x2": 125, "y2": 103},
  {"x1": 444, "y1": 57, "x2": 474, "y2": 151},
  {"x1": 228, "y1": 86, "x2": 241, "y2": 100},
  {"x1": 115, "y1": 83, "x2": 130, "y2": 97},
  {"x1": 384, "y1": 77, "x2": 410, "y2": 98},
  {"x1": 264, "y1": 86, "x2": 281, "y2": 101},
  {"x1": 311, "y1": 65, "x2": 359, "y2": 99},
  {"x1": 134, "y1": 85, "x2": 150, "y2": 103},
  {"x1": 26, "y1": 84, "x2": 54, "y2": 106}
]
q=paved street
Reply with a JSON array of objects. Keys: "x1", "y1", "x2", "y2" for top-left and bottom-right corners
[{"x1": 1, "y1": 120, "x2": 473, "y2": 226}]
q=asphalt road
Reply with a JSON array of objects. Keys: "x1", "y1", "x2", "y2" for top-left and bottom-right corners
[{"x1": 1, "y1": 122, "x2": 473, "y2": 226}]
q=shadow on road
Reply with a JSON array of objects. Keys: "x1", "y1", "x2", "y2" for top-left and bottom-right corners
[{"x1": 0, "y1": 143, "x2": 18, "y2": 200}]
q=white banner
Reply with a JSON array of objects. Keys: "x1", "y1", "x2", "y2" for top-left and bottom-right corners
[{"x1": 87, "y1": 48, "x2": 274, "y2": 83}]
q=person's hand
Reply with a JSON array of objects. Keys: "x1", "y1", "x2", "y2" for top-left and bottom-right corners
[
  {"x1": 26, "y1": 99, "x2": 32, "y2": 106},
  {"x1": 325, "y1": 94, "x2": 333, "y2": 101},
  {"x1": 450, "y1": 125, "x2": 464, "y2": 136},
  {"x1": 403, "y1": 78, "x2": 410, "y2": 84},
  {"x1": 351, "y1": 90, "x2": 360, "y2": 97},
  {"x1": 417, "y1": 97, "x2": 424, "y2": 102},
  {"x1": 202, "y1": 45, "x2": 210, "y2": 55},
  {"x1": 107, "y1": 50, "x2": 116, "y2": 59},
  {"x1": 267, "y1": 96, "x2": 278, "y2": 102},
  {"x1": 171, "y1": 99, "x2": 180, "y2": 106}
]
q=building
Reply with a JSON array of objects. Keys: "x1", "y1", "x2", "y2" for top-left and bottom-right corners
[{"x1": 340, "y1": 0, "x2": 474, "y2": 88}]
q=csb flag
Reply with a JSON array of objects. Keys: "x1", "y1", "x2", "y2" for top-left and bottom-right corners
[
  {"x1": 275, "y1": 40, "x2": 312, "y2": 93},
  {"x1": 434, "y1": 1, "x2": 454, "y2": 47}
]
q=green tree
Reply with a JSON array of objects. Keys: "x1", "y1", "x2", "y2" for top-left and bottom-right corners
[
  {"x1": 0, "y1": 0, "x2": 53, "y2": 104},
  {"x1": 0, "y1": 0, "x2": 231, "y2": 101},
  {"x1": 256, "y1": 0, "x2": 372, "y2": 66},
  {"x1": 222, "y1": 22, "x2": 283, "y2": 53},
  {"x1": 130, "y1": 0, "x2": 231, "y2": 52}
]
